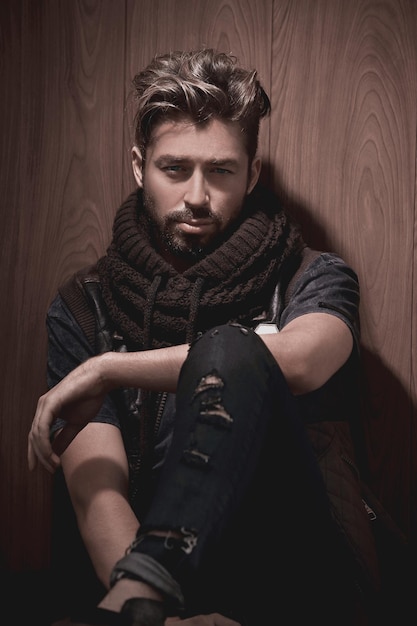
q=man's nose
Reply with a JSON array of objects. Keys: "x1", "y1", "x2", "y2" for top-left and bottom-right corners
[{"x1": 184, "y1": 172, "x2": 209, "y2": 207}]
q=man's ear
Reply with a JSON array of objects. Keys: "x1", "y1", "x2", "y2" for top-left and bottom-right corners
[
  {"x1": 247, "y1": 156, "x2": 262, "y2": 194},
  {"x1": 132, "y1": 146, "x2": 144, "y2": 188}
]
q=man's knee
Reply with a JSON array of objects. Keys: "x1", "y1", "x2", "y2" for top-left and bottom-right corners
[
  {"x1": 180, "y1": 322, "x2": 284, "y2": 404},
  {"x1": 188, "y1": 323, "x2": 266, "y2": 368}
]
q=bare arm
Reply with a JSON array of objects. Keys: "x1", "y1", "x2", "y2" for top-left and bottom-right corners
[
  {"x1": 60, "y1": 422, "x2": 139, "y2": 588},
  {"x1": 262, "y1": 311, "x2": 353, "y2": 395},
  {"x1": 28, "y1": 343, "x2": 189, "y2": 472}
]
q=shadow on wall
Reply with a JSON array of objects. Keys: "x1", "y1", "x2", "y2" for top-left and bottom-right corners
[
  {"x1": 359, "y1": 346, "x2": 416, "y2": 530},
  {"x1": 266, "y1": 162, "x2": 416, "y2": 539}
]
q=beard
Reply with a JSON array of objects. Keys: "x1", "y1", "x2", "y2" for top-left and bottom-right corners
[{"x1": 142, "y1": 187, "x2": 225, "y2": 262}]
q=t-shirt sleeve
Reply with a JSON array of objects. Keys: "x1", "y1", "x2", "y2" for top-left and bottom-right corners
[
  {"x1": 46, "y1": 293, "x2": 120, "y2": 436},
  {"x1": 279, "y1": 252, "x2": 361, "y2": 351}
]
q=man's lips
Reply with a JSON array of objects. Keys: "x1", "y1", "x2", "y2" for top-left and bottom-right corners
[{"x1": 176, "y1": 218, "x2": 215, "y2": 233}]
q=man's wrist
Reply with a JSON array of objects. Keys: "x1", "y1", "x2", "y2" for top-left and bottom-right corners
[
  {"x1": 99, "y1": 577, "x2": 163, "y2": 613},
  {"x1": 94, "y1": 351, "x2": 120, "y2": 393}
]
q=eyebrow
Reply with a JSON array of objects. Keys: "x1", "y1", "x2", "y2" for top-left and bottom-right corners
[
  {"x1": 210, "y1": 158, "x2": 240, "y2": 167},
  {"x1": 154, "y1": 155, "x2": 240, "y2": 168}
]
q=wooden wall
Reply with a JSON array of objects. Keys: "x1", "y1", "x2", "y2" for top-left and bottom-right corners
[{"x1": 1, "y1": 0, "x2": 416, "y2": 577}]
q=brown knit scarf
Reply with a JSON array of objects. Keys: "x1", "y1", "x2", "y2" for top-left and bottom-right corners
[{"x1": 96, "y1": 185, "x2": 305, "y2": 350}]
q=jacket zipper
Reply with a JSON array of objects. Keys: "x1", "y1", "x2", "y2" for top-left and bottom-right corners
[{"x1": 154, "y1": 391, "x2": 168, "y2": 437}]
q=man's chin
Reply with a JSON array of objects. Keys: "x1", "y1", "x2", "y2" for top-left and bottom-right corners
[
  {"x1": 167, "y1": 243, "x2": 206, "y2": 261},
  {"x1": 162, "y1": 226, "x2": 228, "y2": 262},
  {"x1": 163, "y1": 232, "x2": 208, "y2": 257}
]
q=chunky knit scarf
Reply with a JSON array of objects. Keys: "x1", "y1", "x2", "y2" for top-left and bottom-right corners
[{"x1": 96, "y1": 185, "x2": 305, "y2": 350}]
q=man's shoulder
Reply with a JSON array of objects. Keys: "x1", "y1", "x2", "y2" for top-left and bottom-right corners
[
  {"x1": 279, "y1": 247, "x2": 360, "y2": 344},
  {"x1": 59, "y1": 262, "x2": 101, "y2": 296},
  {"x1": 57, "y1": 261, "x2": 102, "y2": 348},
  {"x1": 283, "y1": 246, "x2": 322, "y2": 306},
  {"x1": 286, "y1": 247, "x2": 358, "y2": 288}
]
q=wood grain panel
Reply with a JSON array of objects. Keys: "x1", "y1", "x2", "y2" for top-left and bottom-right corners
[
  {"x1": 0, "y1": 0, "x2": 126, "y2": 571},
  {"x1": 412, "y1": 71, "x2": 417, "y2": 538},
  {"x1": 123, "y1": 0, "x2": 273, "y2": 195},
  {"x1": 270, "y1": 0, "x2": 417, "y2": 534},
  {"x1": 0, "y1": 0, "x2": 25, "y2": 574},
  {"x1": 1, "y1": 0, "x2": 416, "y2": 580}
]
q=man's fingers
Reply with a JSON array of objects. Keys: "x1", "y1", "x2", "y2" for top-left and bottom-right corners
[
  {"x1": 52, "y1": 423, "x2": 84, "y2": 456},
  {"x1": 27, "y1": 439, "x2": 37, "y2": 472},
  {"x1": 27, "y1": 435, "x2": 59, "y2": 474},
  {"x1": 28, "y1": 396, "x2": 61, "y2": 472},
  {"x1": 165, "y1": 614, "x2": 241, "y2": 625}
]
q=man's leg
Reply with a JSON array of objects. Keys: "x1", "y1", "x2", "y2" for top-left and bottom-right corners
[
  {"x1": 110, "y1": 324, "x2": 340, "y2": 619},
  {"x1": 98, "y1": 323, "x2": 352, "y2": 626},
  {"x1": 111, "y1": 324, "x2": 282, "y2": 611}
]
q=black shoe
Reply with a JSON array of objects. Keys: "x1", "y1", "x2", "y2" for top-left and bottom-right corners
[{"x1": 121, "y1": 598, "x2": 165, "y2": 626}]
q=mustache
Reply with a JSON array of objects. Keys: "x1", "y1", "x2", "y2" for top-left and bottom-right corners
[{"x1": 166, "y1": 207, "x2": 220, "y2": 223}]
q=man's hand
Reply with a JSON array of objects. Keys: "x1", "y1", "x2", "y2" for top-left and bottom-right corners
[
  {"x1": 28, "y1": 344, "x2": 188, "y2": 474},
  {"x1": 166, "y1": 614, "x2": 241, "y2": 625},
  {"x1": 27, "y1": 356, "x2": 107, "y2": 473}
]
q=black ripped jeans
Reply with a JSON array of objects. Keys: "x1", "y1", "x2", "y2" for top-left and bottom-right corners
[{"x1": 111, "y1": 324, "x2": 350, "y2": 623}]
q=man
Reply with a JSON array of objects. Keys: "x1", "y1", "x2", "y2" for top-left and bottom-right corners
[{"x1": 28, "y1": 49, "x2": 379, "y2": 626}]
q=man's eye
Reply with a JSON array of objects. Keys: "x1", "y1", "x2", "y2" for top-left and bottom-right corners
[
  {"x1": 163, "y1": 165, "x2": 183, "y2": 172},
  {"x1": 212, "y1": 167, "x2": 232, "y2": 175}
]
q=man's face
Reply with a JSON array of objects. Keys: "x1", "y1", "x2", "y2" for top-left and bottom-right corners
[{"x1": 132, "y1": 116, "x2": 261, "y2": 270}]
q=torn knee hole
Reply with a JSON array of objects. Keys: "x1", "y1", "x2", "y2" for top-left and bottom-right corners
[
  {"x1": 182, "y1": 448, "x2": 211, "y2": 467},
  {"x1": 193, "y1": 370, "x2": 224, "y2": 396},
  {"x1": 200, "y1": 400, "x2": 233, "y2": 426},
  {"x1": 137, "y1": 528, "x2": 198, "y2": 555},
  {"x1": 193, "y1": 370, "x2": 233, "y2": 428}
]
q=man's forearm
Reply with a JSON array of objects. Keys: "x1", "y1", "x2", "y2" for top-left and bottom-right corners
[
  {"x1": 76, "y1": 488, "x2": 139, "y2": 588},
  {"x1": 61, "y1": 423, "x2": 140, "y2": 589},
  {"x1": 97, "y1": 343, "x2": 190, "y2": 394}
]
